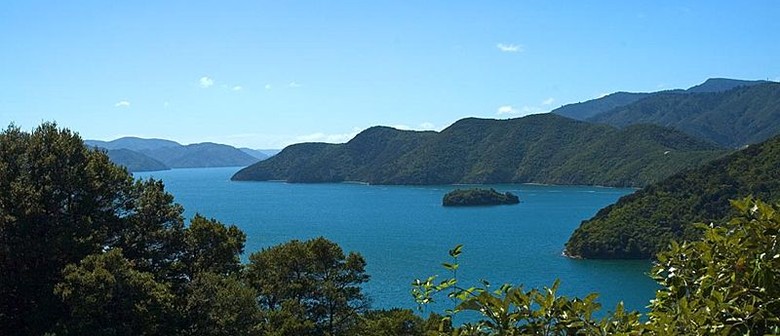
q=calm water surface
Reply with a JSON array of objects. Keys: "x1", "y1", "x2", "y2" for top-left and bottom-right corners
[{"x1": 135, "y1": 167, "x2": 657, "y2": 314}]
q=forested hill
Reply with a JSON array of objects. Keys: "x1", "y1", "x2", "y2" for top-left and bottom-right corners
[
  {"x1": 232, "y1": 126, "x2": 438, "y2": 183},
  {"x1": 105, "y1": 149, "x2": 170, "y2": 172},
  {"x1": 552, "y1": 78, "x2": 770, "y2": 121},
  {"x1": 232, "y1": 114, "x2": 727, "y2": 187},
  {"x1": 565, "y1": 134, "x2": 780, "y2": 259},
  {"x1": 588, "y1": 82, "x2": 780, "y2": 148}
]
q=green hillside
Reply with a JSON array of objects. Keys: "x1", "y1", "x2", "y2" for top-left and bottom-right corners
[
  {"x1": 105, "y1": 149, "x2": 170, "y2": 172},
  {"x1": 565, "y1": 134, "x2": 780, "y2": 259},
  {"x1": 233, "y1": 114, "x2": 727, "y2": 187},
  {"x1": 589, "y1": 82, "x2": 780, "y2": 148},
  {"x1": 232, "y1": 127, "x2": 437, "y2": 183}
]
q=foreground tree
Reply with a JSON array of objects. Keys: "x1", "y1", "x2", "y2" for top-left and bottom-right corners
[
  {"x1": 181, "y1": 272, "x2": 261, "y2": 336},
  {"x1": 183, "y1": 214, "x2": 246, "y2": 277},
  {"x1": 0, "y1": 123, "x2": 134, "y2": 334},
  {"x1": 412, "y1": 246, "x2": 641, "y2": 335},
  {"x1": 246, "y1": 237, "x2": 370, "y2": 335},
  {"x1": 52, "y1": 249, "x2": 174, "y2": 335},
  {"x1": 647, "y1": 197, "x2": 780, "y2": 335},
  {"x1": 0, "y1": 123, "x2": 253, "y2": 335}
]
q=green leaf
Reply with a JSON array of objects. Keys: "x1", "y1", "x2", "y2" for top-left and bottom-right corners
[
  {"x1": 442, "y1": 262, "x2": 459, "y2": 271},
  {"x1": 449, "y1": 244, "x2": 463, "y2": 258}
]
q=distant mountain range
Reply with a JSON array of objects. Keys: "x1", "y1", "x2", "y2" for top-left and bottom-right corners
[
  {"x1": 553, "y1": 79, "x2": 780, "y2": 148},
  {"x1": 565, "y1": 133, "x2": 780, "y2": 259},
  {"x1": 588, "y1": 82, "x2": 780, "y2": 148},
  {"x1": 553, "y1": 78, "x2": 771, "y2": 121},
  {"x1": 232, "y1": 113, "x2": 727, "y2": 187},
  {"x1": 85, "y1": 137, "x2": 271, "y2": 172}
]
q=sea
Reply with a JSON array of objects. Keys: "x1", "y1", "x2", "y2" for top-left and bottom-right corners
[{"x1": 134, "y1": 167, "x2": 658, "y2": 316}]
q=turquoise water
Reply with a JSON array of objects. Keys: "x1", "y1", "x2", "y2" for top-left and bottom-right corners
[{"x1": 135, "y1": 167, "x2": 657, "y2": 315}]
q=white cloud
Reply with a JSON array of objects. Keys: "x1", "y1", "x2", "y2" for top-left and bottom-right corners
[
  {"x1": 199, "y1": 76, "x2": 214, "y2": 88},
  {"x1": 391, "y1": 122, "x2": 438, "y2": 131},
  {"x1": 232, "y1": 85, "x2": 243, "y2": 91},
  {"x1": 114, "y1": 101, "x2": 130, "y2": 108},
  {"x1": 497, "y1": 105, "x2": 548, "y2": 117},
  {"x1": 418, "y1": 122, "x2": 435, "y2": 129},
  {"x1": 264, "y1": 84, "x2": 272, "y2": 90},
  {"x1": 497, "y1": 105, "x2": 518, "y2": 115},
  {"x1": 163, "y1": 102, "x2": 170, "y2": 108},
  {"x1": 288, "y1": 81, "x2": 301, "y2": 88},
  {"x1": 497, "y1": 43, "x2": 523, "y2": 53},
  {"x1": 295, "y1": 128, "x2": 361, "y2": 144},
  {"x1": 542, "y1": 98, "x2": 555, "y2": 106}
]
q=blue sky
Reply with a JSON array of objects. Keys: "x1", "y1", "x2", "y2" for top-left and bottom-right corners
[{"x1": 1, "y1": 1, "x2": 778, "y2": 148}]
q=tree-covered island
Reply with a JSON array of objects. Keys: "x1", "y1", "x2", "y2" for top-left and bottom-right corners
[{"x1": 442, "y1": 188, "x2": 520, "y2": 206}]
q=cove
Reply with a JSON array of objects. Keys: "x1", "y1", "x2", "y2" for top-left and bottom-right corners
[{"x1": 135, "y1": 167, "x2": 657, "y2": 314}]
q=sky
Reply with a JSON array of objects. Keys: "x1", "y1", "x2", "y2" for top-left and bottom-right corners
[{"x1": 1, "y1": 1, "x2": 778, "y2": 149}]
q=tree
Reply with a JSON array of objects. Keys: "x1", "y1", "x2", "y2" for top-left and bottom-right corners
[
  {"x1": 53, "y1": 248, "x2": 173, "y2": 335},
  {"x1": 0, "y1": 123, "x2": 251, "y2": 335},
  {"x1": 246, "y1": 237, "x2": 370, "y2": 335},
  {"x1": 357, "y1": 309, "x2": 430, "y2": 336},
  {"x1": 0, "y1": 123, "x2": 134, "y2": 334},
  {"x1": 181, "y1": 272, "x2": 261, "y2": 336},
  {"x1": 119, "y1": 178, "x2": 186, "y2": 284},
  {"x1": 183, "y1": 214, "x2": 246, "y2": 277}
]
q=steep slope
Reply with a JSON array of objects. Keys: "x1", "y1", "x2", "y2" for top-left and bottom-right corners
[
  {"x1": 588, "y1": 82, "x2": 780, "y2": 148},
  {"x1": 565, "y1": 134, "x2": 780, "y2": 259},
  {"x1": 232, "y1": 127, "x2": 437, "y2": 182},
  {"x1": 552, "y1": 92, "x2": 654, "y2": 121},
  {"x1": 233, "y1": 114, "x2": 727, "y2": 187},
  {"x1": 685, "y1": 78, "x2": 770, "y2": 93},
  {"x1": 239, "y1": 148, "x2": 271, "y2": 160},
  {"x1": 142, "y1": 143, "x2": 260, "y2": 168},
  {"x1": 104, "y1": 148, "x2": 170, "y2": 172}
]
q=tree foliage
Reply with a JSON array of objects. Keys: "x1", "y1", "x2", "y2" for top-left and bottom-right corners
[
  {"x1": 183, "y1": 214, "x2": 246, "y2": 277},
  {"x1": 0, "y1": 123, "x2": 134, "y2": 334},
  {"x1": 442, "y1": 188, "x2": 519, "y2": 207},
  {"x1": 246, "y1": 237, "x2": 370, "y2": 336},
  {"x1": 181, "y1": 272, "x2": 260, "y2": 336},
  {"x1": 416, "y1": 198, "x2": 780, "y2": 335},
  {"x1": 0, "y1": 123, "x2": 257, "y2": 335},
  {"x1": 647, "y1": 197, "x2": 780, "y2": 335},
  {"x1": 412, "y1": 245, "x2": 642, "y2": 335},
  {"x1": 53, "y1": 248, "x2": 174, "y2": 335}
]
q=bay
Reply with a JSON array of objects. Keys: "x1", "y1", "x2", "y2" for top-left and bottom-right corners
[{"x1": 135, "y1": 167, "x2": 657, "y2": 314}]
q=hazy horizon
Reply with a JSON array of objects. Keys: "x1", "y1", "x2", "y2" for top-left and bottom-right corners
[{"x1": 2, "y1": 1, "x2": 778, "y2": 148}]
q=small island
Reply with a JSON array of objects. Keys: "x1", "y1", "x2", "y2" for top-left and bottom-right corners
[{"x1": 442, "y1": 188, "x2": 520, "y2": 207}]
